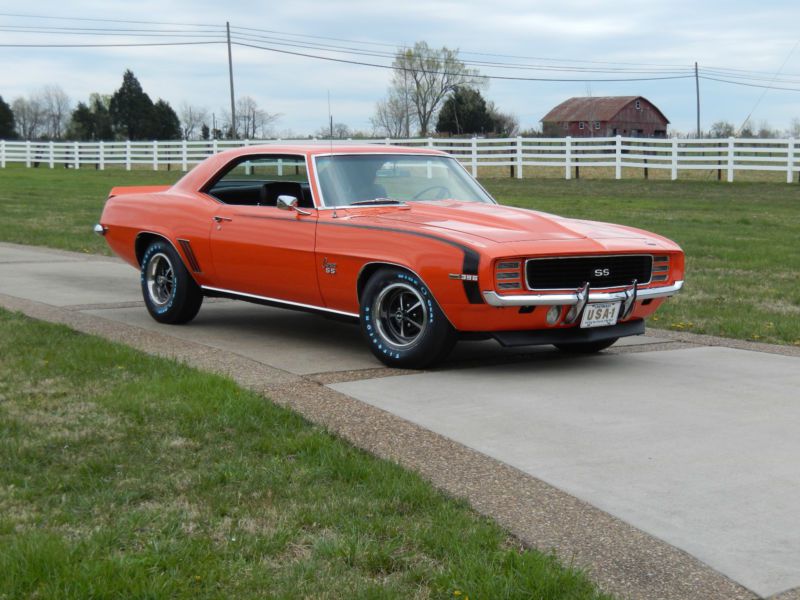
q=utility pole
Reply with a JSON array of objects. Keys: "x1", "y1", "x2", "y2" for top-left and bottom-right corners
[
  {"x1": 695, "y1": 62, "x2": 701, "y2": 138},
  {"x1": 226, "y1": 22, "x2": 236, "y2": 139}
]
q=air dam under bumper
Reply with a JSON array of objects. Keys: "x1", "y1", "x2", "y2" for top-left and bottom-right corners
[
  {"x1": 482, "y1": 280, "x2": 684, "y2": 307},
  {"x1": 492, "y1": 319, "x2": 645, "y2": 348}
]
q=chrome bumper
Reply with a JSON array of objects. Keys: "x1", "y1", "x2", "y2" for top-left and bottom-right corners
[
  {"x1": 482, "y1": 280, "x2": 684, "y2": 307},
  {"x1": 93, "y1": 223, "x2": 107, "y2": 236}
]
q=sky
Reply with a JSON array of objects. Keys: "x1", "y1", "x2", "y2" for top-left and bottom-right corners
[{"x1": 1, "y1": 0, "x2": 800, "y2": 137}]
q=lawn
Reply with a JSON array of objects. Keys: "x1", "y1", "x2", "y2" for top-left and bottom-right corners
[
  {"x1": 1, "y1": 164, "x2": 798, "y2": 344},
  {"x1": 0, "y1": 309, "x2": 607, "y2": 599}
]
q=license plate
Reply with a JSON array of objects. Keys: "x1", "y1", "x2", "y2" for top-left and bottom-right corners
[{"x1": 580, "y1": 302, "x2": 620, "y2": 328}]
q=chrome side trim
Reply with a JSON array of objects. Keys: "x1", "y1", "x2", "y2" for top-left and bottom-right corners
[
  {"x1": 482, "y1": 280, "x2": 684, "y2": 307},
  {"x1": 200, "y1": 285, "x2": 359, "y2": 318}
]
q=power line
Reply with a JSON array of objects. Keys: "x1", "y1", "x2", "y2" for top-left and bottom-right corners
[
  {"x1": 700, "y1": 75, "x2": 800, "y2": 93},
  {"x1": 231, "y1": 40, "x2": 695, "y2": 83},
  {"x1": 0, "y1": 41, "x2": 226, "y2": 48},
  {"x1": 0, "y1": 12, "x2": 219, "y2": 28},
  {"x1": 230, "y1": 29, "x2": 692, "y2": 75}
]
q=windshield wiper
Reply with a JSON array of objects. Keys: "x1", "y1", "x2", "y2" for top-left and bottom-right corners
[{"x1": 347, "y1": 198, "x2": 404, "y2": 206}]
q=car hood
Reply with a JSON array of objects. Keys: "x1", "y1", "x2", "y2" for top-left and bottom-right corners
[{"x1": 361, "y1": 200, "x2": 650, "y2": 243}]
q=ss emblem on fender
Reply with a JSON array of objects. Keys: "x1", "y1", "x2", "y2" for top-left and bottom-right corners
[{"x1": 594, "y1": 268, "x2": 610, "y2": 277}]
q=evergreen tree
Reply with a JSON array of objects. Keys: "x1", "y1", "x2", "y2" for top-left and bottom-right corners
[
  {"x1": 436, "y1": 87, "x2": 493, "y2": 136},
  {"x1": 0, "y1": 95, "x2": 16, "y2": 138},
  {"x1": 200, "y1": 123, "x2": 210, "y2": 140},
  {"x1": 67, "y1": 96, "x2": 114, "y2": 140},
  {"x1": 109, "y1": 70, "x2": 154, "y2": 140},
  {"x1": 151, "y1": 99, "x2": 181, "y2": 140}
]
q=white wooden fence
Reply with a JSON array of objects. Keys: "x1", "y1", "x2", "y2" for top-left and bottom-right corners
[{"x1": 0, "y1": 136, "x2": 797, "y2": 183}]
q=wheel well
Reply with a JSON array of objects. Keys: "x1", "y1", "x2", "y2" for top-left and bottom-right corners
[
  {"x1": 357, "y1": 262, "x2": 412, "y2": 301},
  {"x1": 135, "y1": 232, "x2": 180, "y2": 267}
]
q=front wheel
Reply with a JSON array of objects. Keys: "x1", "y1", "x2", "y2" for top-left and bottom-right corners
[
  {"x1": 140, "y1": 240, "x2": 203, "y2": 324},
  {"x1": 360, "y1": 268, "x2": 456, "y2": 369},
  {"x1": 554, "y1": 337, "x2": 619, "y2": 354}
]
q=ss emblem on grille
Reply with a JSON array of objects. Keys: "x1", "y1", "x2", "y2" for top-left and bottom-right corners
[{"x1": 594, "y1": 268, "x2": 611, "y2": 277}]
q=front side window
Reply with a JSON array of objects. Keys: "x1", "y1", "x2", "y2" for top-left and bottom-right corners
[
  {"x1": 314, "y1": 154, "x2": 495, "y2": 207},
  {"x1": 206, "y1": 155, "x2": 313, "y2": 207}
]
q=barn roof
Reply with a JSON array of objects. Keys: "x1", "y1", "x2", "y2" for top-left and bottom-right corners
[{"x1": 541, "y1": 96, "x2": 670, "y2": 124}]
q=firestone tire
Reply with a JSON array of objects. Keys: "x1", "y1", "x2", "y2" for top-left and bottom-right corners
[
  {"x1": 360, "y1": 268, "x2": 456, "y2": 369},
  {"x1": 554, "y1": 337, "x2": 619, "y2": 354},
  {"x1": 140, "y1": 240, "x2": 203, "y2": 324}
]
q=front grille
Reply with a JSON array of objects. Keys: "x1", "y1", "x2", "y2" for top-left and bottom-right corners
[{"x1": 526, "y1": 255, "x2": 653, "y2": 290}]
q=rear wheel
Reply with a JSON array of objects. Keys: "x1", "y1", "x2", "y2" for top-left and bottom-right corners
[
  {"x1": 360, "y1": 268, "x2": 455, "y2": 368},
  {"x1": 140, "y1": 240, "x2": 203, "y2": 324},
  {"x1": 554, "y1": 338, "x2": 619, "y2": 354}
]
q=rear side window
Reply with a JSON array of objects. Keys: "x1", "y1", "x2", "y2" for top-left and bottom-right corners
[{"x1": 206, "y1": 155, "x2": 314, "y2": 208}]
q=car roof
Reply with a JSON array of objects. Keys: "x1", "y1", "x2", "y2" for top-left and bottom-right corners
[{"x1": 173, "y1": 144, "x2": 450, "y2": 193}]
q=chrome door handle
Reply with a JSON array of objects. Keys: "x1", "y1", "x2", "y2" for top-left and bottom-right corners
[{"x1": 212, "y1": 216, "x2": 232, "y2": 223}]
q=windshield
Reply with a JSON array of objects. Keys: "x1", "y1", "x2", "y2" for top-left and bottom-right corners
[{"x1": 314, "y1": 154, "x2": 496, "y2": 207}]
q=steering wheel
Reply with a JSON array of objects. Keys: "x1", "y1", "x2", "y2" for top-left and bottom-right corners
[{"x1": 412, "y1": 185, "x2": 451, "y2": 200}]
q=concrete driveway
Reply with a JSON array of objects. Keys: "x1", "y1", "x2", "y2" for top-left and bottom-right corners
[{"x1": 2, "y1": 242, "x2": 799, "y2": 599}]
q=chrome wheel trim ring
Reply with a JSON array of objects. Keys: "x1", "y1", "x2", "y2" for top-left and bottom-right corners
[
  {"x1": 146, "y1": 252, "x2": 175, "y2": 307},
  {"x1": 373, "y1": 282, "x2": 428, "y2": 349}
]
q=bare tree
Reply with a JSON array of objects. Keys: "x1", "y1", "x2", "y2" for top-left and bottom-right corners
[
  {"x1": 315, "y1": 122, "x2": 352, "y2": 139},
  {"x1": 786, "y1": 118, "x2": 800, "y2": 138},
  {"x1": 11, "y1": 96, "x2": 45, "y2": 139},
  {"x1": 233, "y1": 96, "x2": 279, "y2": 139},
  {"x1": 709, "y1": 120, "x2": 736, "y2": 138},
  {"x1": 371, "y1": 92, "x2": 414, "y2": 138},
  {"x1": 487, "y1": 102, "x2": 519, "y2": 137},
  {"x1": 40, "y1": 85, "x2": 71, "y2": 139},
  {"x1": 390, "y1": 41, "x2": 484, "y2": 136},
  {"x1": 179, "y1": 102, "x2": 208, "y2": 140}
]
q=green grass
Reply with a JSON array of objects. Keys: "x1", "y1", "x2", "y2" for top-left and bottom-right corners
[
  {"x1": 1, "y1": 164, "x2": 798, "y2": 344},
  {"x1": 0, "y1": 309, "x2": 608, "y2": 599},
  {"x1": 0, "y1": 164, "x2": 183, "y2": 254}
]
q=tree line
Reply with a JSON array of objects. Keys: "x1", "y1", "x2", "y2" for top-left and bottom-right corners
[{"x1": 0, "y1": 70, "x2": 277, "y2": 142}]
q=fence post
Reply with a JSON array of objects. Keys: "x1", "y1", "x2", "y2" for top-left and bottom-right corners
[
  {"x1": 181, "y1": 140, "x2": 188, "y2": 172},
  {"x1": 471, "y1": 137, "x2": 477, "y2": 177},
  {"x1": 125, "y1": 140, "x2": 131, "y2": 171},
  {"x1": 212, "y1": 138, "x2": 218, "y2": 155},
  {"x1": 26, "y1": 140, "x2": 31, "y2": 168},
  {"x1": 73, "y1": 141, "x2": 80, "y2": 170},
  {"x1": 385, "y1": 137, "x2": 390, "y2": 146},
  {"x1": 727, "y1": 136, "x2": 735, "y2": 182},
  {"x1": 0, "y1": 139, "x2": 5, "y2": 168},
  {"x1": 615, "y1": 135, "x2": 622, "y2": 180},
  {"x1": 152, "y1": 140, "x2": 158, "y2": 171},
  {"x1": 427, "y1": 137, "x2": 433, "y2": 148},
  {"x1": 516, "y1": 136, "x2": 523, "y2": 179},
  {"x1": 99, "y1": 141, "x2": 105, "y2": 170},
  {"x1": 671, "y1": 138, "x2": 678, "y2": 180},
  {"x1": 565, "y1": 137, "x2": 572, "y2": 180},
  {"x1": 49, "y1": 141, "x2": 55, "y2": 169},
  {"x1": 787, "y1": 138, "x2": 795, "y2": 184}
]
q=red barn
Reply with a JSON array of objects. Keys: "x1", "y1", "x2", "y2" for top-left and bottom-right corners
[{"x1": 541, "y1": 96, "x2": 669, "y2": 138}]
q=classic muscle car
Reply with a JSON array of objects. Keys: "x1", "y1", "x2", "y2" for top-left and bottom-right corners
[{"x1": 96, "y1": 145, "x2": 684, "y2": 368}]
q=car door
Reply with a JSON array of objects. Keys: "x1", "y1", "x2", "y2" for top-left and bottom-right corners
[{"x1": 206, "y1": 154, "x2": 323, "y2": 307}]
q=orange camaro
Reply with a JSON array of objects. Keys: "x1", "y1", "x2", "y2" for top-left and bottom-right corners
[{"x1": 96, "y1": 145, "x2": 684, "y2": 368}]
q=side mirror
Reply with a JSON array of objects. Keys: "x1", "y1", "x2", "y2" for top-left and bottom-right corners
[{"x1": 276, "y1": 195, "x2": 311, "y2": 215}]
